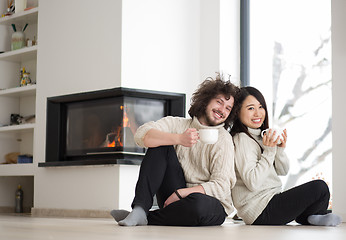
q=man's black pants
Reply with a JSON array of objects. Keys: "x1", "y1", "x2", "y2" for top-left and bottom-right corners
[{"x1": 131, "y1": 146, "x2": 227, "y2": 226}]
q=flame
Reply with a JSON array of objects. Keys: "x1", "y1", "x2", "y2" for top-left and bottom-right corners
[
  {"x1": 123, "y1": 108, "x2": 129, "y2": 127},
  {"x1": 107, "y1": 105, "x2": 130, "y2": 147},
  {"x1": 108, "y1": 141, "x2": 115, "y2": 147}
]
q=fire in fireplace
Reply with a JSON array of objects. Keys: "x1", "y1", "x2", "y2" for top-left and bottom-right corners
[{"x1": 40, "y1": 88, "x2": 185, "y2": 167}]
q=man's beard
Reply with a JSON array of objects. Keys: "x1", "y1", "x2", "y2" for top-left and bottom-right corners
[{"x1": 205, "y1": 110, "x2": 224, "y2": 126}]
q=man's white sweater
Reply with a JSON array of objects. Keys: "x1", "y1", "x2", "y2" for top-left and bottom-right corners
[
  {"x1": 134, "y1": 116, "x2": 236, "y2": 215},
  {"x1": 232, "y1": 128, "x2": 289, "y2": 224}
]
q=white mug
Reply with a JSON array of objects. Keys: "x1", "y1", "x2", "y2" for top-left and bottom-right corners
[
  {"x1": 198, "y1": 129, "x2": 218, "y2": 144},
  {"x1": 261, "y1": 128, "x2": 284, "y2": 144}
]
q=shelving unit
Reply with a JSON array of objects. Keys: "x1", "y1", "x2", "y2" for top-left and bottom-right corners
[
  {"x1": 0, "y1": 6, "x2": 39, "y2": 177},
  {"x1": 0, "y1": 3, "x2": 38, "y2": 213}
]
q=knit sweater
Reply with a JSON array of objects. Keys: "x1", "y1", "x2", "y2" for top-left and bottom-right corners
[
  {"x1": 134, "y1": 116, "x2": 236, "y2": 215},
  {"x1": 231, "y1": 128, "x2": 290, "y2": 224}
]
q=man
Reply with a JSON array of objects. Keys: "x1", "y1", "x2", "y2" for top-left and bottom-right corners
[{"x1": 111, "y1": 75, "x2": 239, "y2": 226}]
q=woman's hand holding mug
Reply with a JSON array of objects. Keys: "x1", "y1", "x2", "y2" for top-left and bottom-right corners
[{"x1": 261, "y1": 128, "x2": 287, "y2": 147}]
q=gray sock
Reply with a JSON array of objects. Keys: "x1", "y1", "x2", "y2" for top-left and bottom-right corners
[
  {"x1": 307, "y1": 213, "x2": 342, "y2": 226},
  {"x1": 110, "y1": 209, "x2": 130, "y2": 222},
  {"x1": 118, "y1": 206, "x2": 148, "y2": 226}
]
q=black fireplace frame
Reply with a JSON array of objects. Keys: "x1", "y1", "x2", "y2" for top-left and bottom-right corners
[{"x1": 39, "y1": 87, "x2": 185, "y2": 167}]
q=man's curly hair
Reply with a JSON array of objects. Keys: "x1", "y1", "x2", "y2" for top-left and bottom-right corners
[{"x1": 188, "y1": 74, "x2": 240, "y2": 129}]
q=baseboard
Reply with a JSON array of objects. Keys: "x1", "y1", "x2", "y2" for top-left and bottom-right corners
[
  {"x1": 0, "y1": 206, "x2": 31, "y2": 213},
  {"x1": 0, "y1": 206, "x2": 14, "y2": 213},
  {"x1": 31, "y1": 208, "x2": 112, "y2": 218}
]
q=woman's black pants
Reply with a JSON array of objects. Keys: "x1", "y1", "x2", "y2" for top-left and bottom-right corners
[
  {"x1": 131, "y1": 146, "x2": 227, "y2": 226},
  {"x1": 253, "y1": 180, "x2": 330, "y2": 225}
]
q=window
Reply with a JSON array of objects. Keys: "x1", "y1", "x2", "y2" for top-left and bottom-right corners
[{"x1": 243, "y1": 0, "x2": 332, "y2": 208}]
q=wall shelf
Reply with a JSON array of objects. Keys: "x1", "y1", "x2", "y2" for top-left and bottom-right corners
[
  {"x1": 0, "y1": 163, "x2": 35, "y2": 176},
  {"x1": 0, "y1": 85, "x2": 36, "y2": 97},
  {"x1": 0, "y1": 45, "x2": 37, "y2": 62},
  {"x1": 0, "y1": 7, "x2": 38, "y2": 26},
  {"x1": 0, "y1": 123, "x2": 35, "y2": 133}
]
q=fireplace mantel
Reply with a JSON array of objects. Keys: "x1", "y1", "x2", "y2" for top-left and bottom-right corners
[{"x1": 38, "y1": 158, "x2": 142, "y2": 167}]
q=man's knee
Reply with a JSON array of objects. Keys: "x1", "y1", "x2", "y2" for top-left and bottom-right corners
[{"x1": 185, "y1": 193, "x2": 226, "y2": 226}]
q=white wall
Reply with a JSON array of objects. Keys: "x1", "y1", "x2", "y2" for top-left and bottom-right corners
[
  {"x1": 34, "y1": 164, "x2": 139, "y2": 211},
  {"x1": 220, "y1": 0, "x2": 240, "y2": 83},
  {"x1": 121, "y1": 0, "x2": 201, "y2": 109},
  {"x1": 199, "y1": 0, "x2": 220, "y2": 81},
  {"x1": 33, "y1": 0, "x2": 240, "y2": 213},
  {"x1": 121, "y1": 0, "x2": 240, "y2": 107},
  {"x1": 34, "y1": 0, "x2": 125, "y2": 211},
  {"x1": 331, "y1": 0, "x2": 346, "y2": 221}
]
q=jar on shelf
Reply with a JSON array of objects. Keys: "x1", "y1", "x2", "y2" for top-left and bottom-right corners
[{"x1": 11, "y1": 31, "x2": 25, "y2": 51}]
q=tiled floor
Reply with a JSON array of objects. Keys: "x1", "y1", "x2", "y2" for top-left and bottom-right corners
[{"x1": 0, "y1": 214, "x2": 345, "y2": 240}]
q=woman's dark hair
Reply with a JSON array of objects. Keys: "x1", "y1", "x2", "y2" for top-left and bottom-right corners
[
  {"x1": 230, "y1": 86, "x2": 269, "y2": 146},
  {"x1": 188, "y1": 74, "x2": 239, "y2": 130}
]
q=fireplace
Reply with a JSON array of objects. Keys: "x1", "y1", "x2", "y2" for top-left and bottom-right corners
[{"x1": 39, "y1": 88, "x2": 185, "y2": 167}]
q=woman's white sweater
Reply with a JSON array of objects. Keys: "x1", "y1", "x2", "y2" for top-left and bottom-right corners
[
  {"x1": 134, "y1": 116, "x2": 236, "y2": 215},
  {"x1": 232, "y1": 128, "x2": 290, "y2": 224}
]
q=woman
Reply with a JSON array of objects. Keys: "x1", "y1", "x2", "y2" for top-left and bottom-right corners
[{"x1": 230, "y1": 86, "x2": 341, "y2": 226}]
